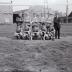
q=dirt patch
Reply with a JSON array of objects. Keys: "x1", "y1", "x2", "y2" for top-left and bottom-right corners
[{"x1": 0, "y1": 36, "x2": 72, "y2": 72}]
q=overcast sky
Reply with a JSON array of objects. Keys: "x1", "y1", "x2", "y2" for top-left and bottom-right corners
[{"x1": 0, "y1": 0, "x2": 72, "y2": 13}]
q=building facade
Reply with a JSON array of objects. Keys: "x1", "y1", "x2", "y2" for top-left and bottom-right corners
[
  {"x1": 13, "y1": 6, "x2": 55, "y2": 23},
  {"x1": 0, "y1": 4, "x2": 13, "y2": 24}
]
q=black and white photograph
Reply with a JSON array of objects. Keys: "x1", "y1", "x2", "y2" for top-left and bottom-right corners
[{"x1": 0, "y1": 0, "x2": 72, "y2": 72}]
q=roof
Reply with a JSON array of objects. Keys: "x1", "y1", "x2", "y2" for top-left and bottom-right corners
[
  {"x1": 13, "y1": 9, "x2": 28, "y2": 14},
  {"x1": 68, "y1": 12, "x2": 72, "y2": 17}
]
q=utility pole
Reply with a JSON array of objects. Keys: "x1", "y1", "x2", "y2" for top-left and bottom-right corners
[
  {"x1": 66, "y1": 0, "x2": 68, "y2": 24},
  {"x1": 43, "y1": 0, "x2": 49, "y2": 22},
  {"x1": 45, "y1": 0, "x2": 49, "y2": 19},
  {"x1": 10, "y1": 0, "x2": 13, "y2": 24},
  {"x1": 44, "y1": 0, "x2": 46, "y2": 18},
  {"x1": 10, "y1": 0, "x2": 15, "y2": 24},
  {"x1": 43, "y1": 0, "x2": 48, "y2": 21}
]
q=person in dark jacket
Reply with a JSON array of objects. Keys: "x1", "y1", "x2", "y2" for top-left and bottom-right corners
[{"x1": 54, "y1": 14, "x2": 61, "y2": 39}]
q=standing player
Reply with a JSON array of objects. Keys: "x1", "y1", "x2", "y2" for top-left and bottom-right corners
[{"x1": 53, "y1": 14, "x2": 61, "y2": 39}]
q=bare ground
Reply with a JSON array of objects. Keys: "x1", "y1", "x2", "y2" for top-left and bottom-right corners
[
  {"x1": 0, "y1": 36, "x2": 72, "y2": 72},
  {"x1": 0, "y1": 24, "x2": 72, "y2": 72}
]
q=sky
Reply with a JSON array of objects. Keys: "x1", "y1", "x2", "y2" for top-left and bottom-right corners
[{"x1": 0, "y1": 0, "x2": 72, "y2": 14}]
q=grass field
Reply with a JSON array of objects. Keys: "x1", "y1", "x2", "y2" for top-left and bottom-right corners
[
  {"x1": 0, "y1": 24, "x2": 16, "y2": 38},
  {"x1": 0, "y1": 24, "x2": 72, "y2": 72},
  {"x1": 61, "y1": 23, "x2": 72, "y2": 36},
  {"x1": 0, "y1": 23, "x2": 72, "y2": 38}
]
